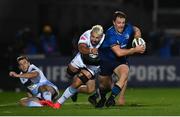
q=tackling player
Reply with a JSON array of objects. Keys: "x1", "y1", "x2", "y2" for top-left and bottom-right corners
[
  {"x1": 43, "y1": 25, "x2": 105, "y2": 109},
  {"x1": 9, "y1": 56, "x2": 59, "y2": 107},
  {"x1": 95, "y1": 11, "x2": 146, "y2": 108}
]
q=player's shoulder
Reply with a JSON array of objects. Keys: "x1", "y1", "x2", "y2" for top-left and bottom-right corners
[
  {"x1": 29, "y1": 64, "x2": 39, "y2": 72},
  {"x1": 79, "y1": 30, "x2": 91, "y2": 41},
  {"x1": 106, "y1": 26, "x2": 114, "y2": 34},
  {"x1": 30, "y1": 64, "x2": 36, "y2": 68}
]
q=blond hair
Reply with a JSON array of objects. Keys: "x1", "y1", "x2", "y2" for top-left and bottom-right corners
[{"x1": 91, "y1": 25, "x2": 103, "y2": 37}]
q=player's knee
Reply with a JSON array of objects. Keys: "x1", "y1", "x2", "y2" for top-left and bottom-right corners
[
  {"x1": 38, "y1": 85, "x2": 47, "y2": 92},
  {"x1": 39, "y1": 85, "x2": 56, "y2": 95},
  {"x1": 19, "y1": 100, "x2": 25, "y2": 106},
  {"x1": 19, "y1": 98, "x2": 28, "y2": 106},
  {"x1": 86, "y1": 81, "x2": 95, "y2": 93},
  {"x1": 77, "y1": 72, "x2": 89, "y2": 84},
  {"x1": 66, "y1": 66, "x2": 79, "y2": 77},
  {"x1": 87, "y1": 86, "x2": 95, "y2": 94}
]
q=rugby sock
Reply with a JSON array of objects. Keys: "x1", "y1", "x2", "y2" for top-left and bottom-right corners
[
  {"x1": 27, "y1": 101, "x2": 43, "y2": 107},
  {"x1": 42, "y1": 91, "x2": 52, "y2": 101},
  {"x1": 99, "y1": 88, "x2": 110, "y2": 99},
  {"x1": 57, "y1": 86, "x2": 77, "y2": 104},
  {"x1": 92, "y1": 92, "x2": 99, "y2": 99},
  {"x1": 110, "y1": 84, "x2": 121, "y2": 99},
  {"x1": 89, "y1": 91, "x2": 99, "y2": 99},
  {"x1": 94, "y1": 88, "x2": 100, "y2": 98}
]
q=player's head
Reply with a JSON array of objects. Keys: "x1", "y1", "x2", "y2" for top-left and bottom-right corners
[
  {"x1": 113, "y1": 11, "x2": 126, "y2": 33},
  {"x1": 17, "y1": 56, "x2": 30, "y2": 72},
  {"x1": 90, "y1": 25, "x2": 104, "y2": 45}
]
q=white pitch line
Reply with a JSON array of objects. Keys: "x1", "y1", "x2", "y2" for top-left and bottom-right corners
[
  {"x1": 0, "y1": 102, "x2": 17, "y2": 107},
  {"x1": 0, "y1": 102, "x2": 89, "y2": 107},
  {"x1": 65, "y1": 102, "x2": 90, "y2": 105}
]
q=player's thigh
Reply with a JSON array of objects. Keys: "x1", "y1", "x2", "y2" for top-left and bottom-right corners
[
  {"x1": 80, "y1": 69, "x2": 93, "y2": 79},
  {"x1": 71, "y1": 69, "x2": 92, "y2": 88},
  {"x1": 98, "y1": 75, "x2": 112, "y2": 89},
  {"x1": 39, "y1": 84, "x2": 58, "y2": 96},
  {"x1": 114, "y1": 64, "x2": 129, "y2": 78},
  {"x1": 68, "y1": 63, "x2": 79, "y2": 73},
  {"x1": 86, "y1": 80, "x2": 96, "y2": 93},
  {"x1": 114, "y1": 64, "x2": 129, "y2": 87}
]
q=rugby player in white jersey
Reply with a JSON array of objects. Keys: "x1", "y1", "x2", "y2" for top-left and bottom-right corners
[
  {"x1": 44, "y1": 25, "x2": 105, "y2": 109},
  {"x1": 9, "y1": 56, "x2": 59, "y2": 107},
  {"x1": 68, "y1": 25, "x2": 105, "y2": 103}
]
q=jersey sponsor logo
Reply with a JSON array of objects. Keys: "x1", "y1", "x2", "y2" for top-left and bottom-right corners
[
  {"x1": 80, "y1": 36, "x2": 87, "y2": 40},
  {"x1": 116, "y1": 40, "x2": 120, "y2": 44},
  {"x1": 27, "y1": 84, "x2": 38, "y2": 91},
  {"x1": 124, "y1": 34, "x2": 130, "y2": 39}
]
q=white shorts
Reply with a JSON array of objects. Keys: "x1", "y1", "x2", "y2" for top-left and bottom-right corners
[
  {"x1": 27, "y1": 80, "x2": 59, "y2": 100},
  {"x1": 70, "y1": 53, "x2": 100, "y2": 76}
]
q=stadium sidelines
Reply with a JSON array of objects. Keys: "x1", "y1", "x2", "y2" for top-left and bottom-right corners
[{"x1": 0, "y1": 102, "x2": 90, "y2": 107}]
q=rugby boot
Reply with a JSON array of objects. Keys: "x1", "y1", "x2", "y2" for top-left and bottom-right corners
[
  {"x1": 71, "y1": 92, "x2": 78, "y2": 102},
  {"x1": 40, "y1": 100, "x2": 55, "y2": 108},
  {"x1": 95, "y1": 97, "x2": 106, "y2": 108},
  {"x1": 88, "y1": 95, "x2": 97, "y2": 106},
  {"x1": 39, "y1": 100, "x2": 47, "y2": 106},
  {"x1": 52, "y1": 102, "x2": 61, "y2": 109},
  {"x1": 105, "y1": 96, "x2": 115, "y2": 107}
]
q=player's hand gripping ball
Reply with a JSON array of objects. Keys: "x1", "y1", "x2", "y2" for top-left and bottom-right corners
[{"x1": 132, "y1": 38, "x2": 146, "y2": 48}]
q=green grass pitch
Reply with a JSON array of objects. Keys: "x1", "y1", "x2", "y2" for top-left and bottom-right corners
[{"x1": 0, "y1": 88, "x2": 180, "y2": 116}]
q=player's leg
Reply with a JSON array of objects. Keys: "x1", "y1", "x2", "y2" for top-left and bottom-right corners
[
  {"x1": 87, "y1": 76, "x2": 101, "y2": 106},
  {"x1": 70, "y1": 79, "x2": 96, "y2": 103},
  {"x1": 95, "y1": 60, "x2": 113, "y2": 108},
  {"x1": 116, "y1": 80, "x2": 127, "y2": 105},
  {"x1": 95, "y1": 75, "x2": 112, "y2": 108},
  {"x1": 88, "y1": 88, "x2": 99, "y2": 106},
  {"x1": 112, "y1": 67, "x2": 127, "y2": 106},
  {"x1": 78, "y1": 79, "x2": 98, "y2": 106},
  {"x1": 66, "y1": 64, "x2": 79, "y2": 79},
  {"x1": 38, "y1": 85, "x2": 54, "y2": 101},
  {"x1": 19, "y1": 97, "x2": 43, "y2": 107},
  {"x1": 71, "y1": 79, "x2": 96, "y2": 102},
  {"x1": 45, "y1": 75, "x2": 82, "y2": 109},
  {"x1": 56, "y1": 69, "x2": 92, "y2": 106},
  {"x1": 105, "y1": 64, "x2": 129, "y2": 107},
  {"x1": 38, "y1": 81, "x2": 59, "y2": 102},
  {"x1": 78, "y1": 79, "x2": 95, "y2": 94},
  {"x1": 66, "y1": 64, "x2": 80, "y2": 102}
]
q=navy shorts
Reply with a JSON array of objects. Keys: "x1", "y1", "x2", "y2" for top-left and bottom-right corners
[{"x1": 100, "y1": 59, "x2": 129, "y2": 76}]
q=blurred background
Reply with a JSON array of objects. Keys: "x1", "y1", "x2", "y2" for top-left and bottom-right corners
[{"x1": 0, "y1": 0, "x2": 180, "y2": 91}]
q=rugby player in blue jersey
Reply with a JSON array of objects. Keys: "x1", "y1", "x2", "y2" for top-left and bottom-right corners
[{"x1": 94, "y1": 11, "x2": 145, "y2": 108}]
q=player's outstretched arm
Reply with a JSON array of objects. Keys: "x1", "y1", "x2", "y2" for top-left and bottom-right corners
[{"x1": 9, "y1": 71, "x2": 39, "y2": 79}]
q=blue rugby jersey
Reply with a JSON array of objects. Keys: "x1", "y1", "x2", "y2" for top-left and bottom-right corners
[{"x1": 99, "y1": 23, "x2": 134, "y2": 62}]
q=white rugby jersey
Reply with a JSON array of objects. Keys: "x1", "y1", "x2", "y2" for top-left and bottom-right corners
[
  {"x1": 78, "y1": 30, "x2": 105, "y2": 49},
  {"x1": 20, "y1": 64, "x2": 47, "y2": 84}
]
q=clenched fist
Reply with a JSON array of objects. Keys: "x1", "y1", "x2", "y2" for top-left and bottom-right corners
[{"x1": 9, "y1": 71, "x2": 19, "y2": 78}]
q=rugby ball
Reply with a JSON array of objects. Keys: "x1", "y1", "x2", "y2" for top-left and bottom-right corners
[{"x1": 132, "y1": 38, "x2": 146, "y2": 48}]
